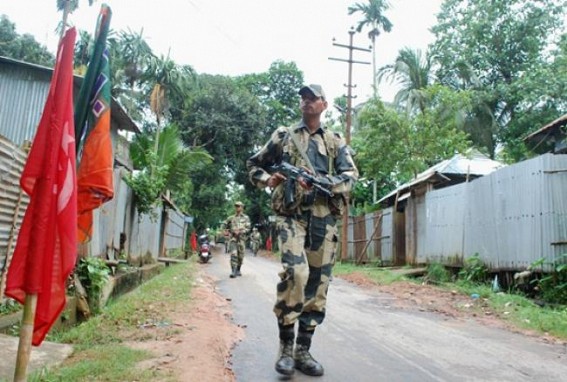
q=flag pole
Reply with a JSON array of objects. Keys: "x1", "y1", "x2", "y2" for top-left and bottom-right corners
[
  {"x1": 13, "y1": 294, "x2": 38, "y2": 382},
  {"x1": 60, "y1": 0, "x2": 72, "y2": 41},
  {"x1": 13, "y1": 3, "x2": 72, "y2": 380}
]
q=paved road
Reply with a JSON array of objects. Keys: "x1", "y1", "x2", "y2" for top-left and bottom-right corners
[{"x1": 206, "y1": 247, "x2": 567, "y2": 381}]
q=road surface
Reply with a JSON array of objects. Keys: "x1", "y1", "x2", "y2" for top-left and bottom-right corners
[{"x1": 206, "y1": 248, "x2": 567, "y2": 381}]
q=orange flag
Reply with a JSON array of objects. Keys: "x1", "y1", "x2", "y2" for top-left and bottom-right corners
[
  {"x1": 5, "y1": 28, "x2": 77, "y2": 346},
  {"x1": 74, "y1": 5, "x2": 114, "y2": 243}
]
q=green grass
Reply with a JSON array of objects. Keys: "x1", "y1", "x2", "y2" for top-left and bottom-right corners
[
  {"x1": 334, "y1": 262, "x2": 567, "y2": 340},
  {"x1": 31, "y1": 260, "x2": 196, "y2": 381},
  {"x1": 333, "y1": 262, "x2": 408, "y2": 284},
  {"x1": 489, "y1": 292, "x2": 567, "y2": 338},
  {"x1": 29, "y1": 345, "x2": 158, "y2": 382}
]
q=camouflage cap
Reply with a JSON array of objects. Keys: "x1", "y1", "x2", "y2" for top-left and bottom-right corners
[
  {"x1": 299, "y1": 84, "x2": 326, "y2": 100},
  {"x1": 234, "y1": 201, "x2": 244, "y2": 207}
]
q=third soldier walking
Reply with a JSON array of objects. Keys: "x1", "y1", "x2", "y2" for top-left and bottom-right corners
[{"x1": 223, "y1": 201, "x2": 251, "y2": 278}]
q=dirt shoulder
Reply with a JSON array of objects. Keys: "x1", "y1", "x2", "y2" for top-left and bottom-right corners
[
  {"x1": 127, "y1": 267, "x2": 244, "y2": 382},
  {"x1": 338, "y1": 272, "x2": 565, "y2": 345}
]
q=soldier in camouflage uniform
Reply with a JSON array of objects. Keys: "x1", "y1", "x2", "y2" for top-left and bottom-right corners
[
  {"x1": 247, "y1": 84, "x2": 358, "y2": 377},
  {"x1": 223, "y1": 201, "x2": 251, "y2": 278}
]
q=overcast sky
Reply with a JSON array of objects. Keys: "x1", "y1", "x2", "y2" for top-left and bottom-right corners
[{"x1": 1, "y1": 0, "x2": 443, "y2": 105}]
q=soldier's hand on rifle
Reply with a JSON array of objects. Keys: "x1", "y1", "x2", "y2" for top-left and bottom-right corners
[
  {"x1": 267, "y1": 172, "x2": 286, "y2": 188},
  {"x1": 297, "y1": 166, "x2": 314, "y2": 190}
]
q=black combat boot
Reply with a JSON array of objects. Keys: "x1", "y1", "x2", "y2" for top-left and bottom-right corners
[
  {"x1": 275, "y1": 324, "x2": 295, "y2": 375},
  {"x1": 294, "y1": 326, "x2": 324, "y2": 376},
  {"x1": 230, "y1": 266, "x2": 237, "y2": 278},
  {"x1": 236, "y1": 265, "x2": 242, "y2": 277}
]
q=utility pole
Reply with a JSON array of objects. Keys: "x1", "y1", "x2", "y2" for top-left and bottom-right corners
[{"x1": 329, "y1": 27, "x2": 371, "y2": 261}]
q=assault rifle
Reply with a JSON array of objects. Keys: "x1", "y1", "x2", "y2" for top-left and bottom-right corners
[{"x1": 269, "y1": 162, "x2": 334, "y2": 198}]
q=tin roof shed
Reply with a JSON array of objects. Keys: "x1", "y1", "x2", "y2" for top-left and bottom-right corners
[
  {"x1": 378, "y1": 150, "x2": 505, "y2": 207},
  {"x1": 0, "y1": 55, "x2": 140, "y2": 146}
]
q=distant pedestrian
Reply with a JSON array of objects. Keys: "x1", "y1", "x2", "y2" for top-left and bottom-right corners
[
  {"x1": 223, "y1": 201, "x2": 251, "y2": 278},
  {"x1": 190, "y1": 231, "x2": 197, "y2": 253}
]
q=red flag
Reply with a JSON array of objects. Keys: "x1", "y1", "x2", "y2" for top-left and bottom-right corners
[
  {"x1": 5, "y1": 28, "x2": 77, "y2": 346},
  {"x1": 74, "y1": 5, "x2": 113, "y2": 243},
  {"x1": 190, "y1": 231, "x2": 198, "y2": 252}
]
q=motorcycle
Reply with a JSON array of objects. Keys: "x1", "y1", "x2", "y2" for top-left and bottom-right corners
[{"x1": 198, "y1": 234, "x2": 211, "y2": 263}]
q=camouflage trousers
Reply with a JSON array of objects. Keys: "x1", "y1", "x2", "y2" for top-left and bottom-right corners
[
  {"x1": 273, "y1": 203, "x2": 338, "y2": 328},
  {"x1": 229, "y1": 236, "x2": 246, "y2": 268}
]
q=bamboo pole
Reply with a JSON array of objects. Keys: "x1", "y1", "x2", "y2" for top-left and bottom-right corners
[
  {"x1": 13, "y1": 294, "x2": 38, "y2": 382},
  {"x1": 13, "y1": 3, "x2": 72, "y2": 381}
]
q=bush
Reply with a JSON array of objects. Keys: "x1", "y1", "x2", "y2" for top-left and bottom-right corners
[
  {"x1": 426, "y1": 262, "x2": 451, "y2": 284},
  {"x1": 530, "y1": 254, "x2": 567, "y2": 305},
  {"x1": 77, "y1": 257, "x2": 111, "y2": 314},
  {"x1": 459, "y1": 254, "x2": 488, "y2": 283}
]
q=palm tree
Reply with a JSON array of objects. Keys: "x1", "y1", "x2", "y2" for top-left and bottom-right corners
[
  {"x1": 377, "y1": 47, "x2": 435, "y2": 114},
  {"x1": 143, "y1": 54, "x2": 196, "y2": 157},
  {"x1": 128, "y1": 124, "x2": 212, "y2": 215},
  {"x1": 348, "y1": 0, "x2": 393, "y2": 97},
  {"x1": 56, "y1": 0, "x2": 96, "y2": 38},
  {"x1": 74, "y1": 29, "x2": 92, "y2": 73}
]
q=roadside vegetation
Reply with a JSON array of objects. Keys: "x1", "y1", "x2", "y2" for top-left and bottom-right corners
[
  {"x1": 27, "y1": 261, "x2": 197, "y2": 382},
  {"x1": 334, "y1": 255, "x2": 567, "y2": 341}
]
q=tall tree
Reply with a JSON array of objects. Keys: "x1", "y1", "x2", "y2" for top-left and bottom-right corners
[
  {"x1": 0, "y1": 15, "x2": 54, "y2": 66},
  {"x1": 237, "y1": 60, "x2": 303, "y2": 133},
  {"x1": 353, "y1": 92, "x2": 471, "y2": 193},
  {"x1": 377, "y1": 47, "x2": 435, "y2": 114},
  {"x1": 127, "y1": 124, "x2": 211, "y2": 216},
  {"x1": 348, "y1": 0, "x2": 393, "y2": 97},
  {"x1": 176, "y1": 74, "x2": 267, "y2": 228},
  {"x1": 431, "y1": 0, "x2": 566, "y2": 160}
]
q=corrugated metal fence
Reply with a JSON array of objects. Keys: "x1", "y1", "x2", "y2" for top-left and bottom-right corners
[
  {"x1": 0, "y1": 135, "x2": 188, "y2": 301},
  {"x1": 346, "y1": 153, "x2": 567, "y2": 272}
]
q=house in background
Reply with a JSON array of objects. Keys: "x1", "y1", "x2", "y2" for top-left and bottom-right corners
[
  {"x1": 377, "y1": 150, "x2": 505, "y2": 265},
  {"x1": 0, "y1": 56, "x2": 188, "y2": 281},
  {"x1": 524, "y1": 114, "x2": 567, "y2": 154},
  {"x1": 0, "y1": 55, "x2": 139, "y2": 166}
]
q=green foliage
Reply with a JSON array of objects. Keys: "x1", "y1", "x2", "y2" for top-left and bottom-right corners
[
  {"x1": 124, "y1": 150, "x2": 168, "y2": 217},
  {"x1": 530, "y1": 254, "x2": 567, "y2": 305},
  {"x1": 426, "y1": 262, "x2": 451, "y2": 284},
  {"x1": 0, "y1": 15, "x2": 54, "y2": 66},
  {"x1": 76, "y1": 257, "x2": 110, "y2": 314},
  {"x1": 33, "y1": 262, "x2": 196, "y2": 380},
  {"x1": 237, "y1": 60, "x2": 303, "y2": 132},
  {"x1": 431, "y1": 0, "x2": 567, "y2": 159},
  {"x1": 127, "y1": 124, "x2": 212, "y2": 216},
  {"x1": 0, "y1": 298, "x2": 21, "y2": 315},
  {"x1": 458, "y1": 254, "x2": 489, "y2": 283},
  {"x1": 52, "y1": 261, "x2": 193, "y2": 344},
  {"x1": 352, "y1": 97, "x2": 470, "y2": 194},
  {"x1": 29, "y1": 345, "x2": 153, "y2": 382},
  {"x1": 377, "y1": 47, "x2": 435, "y2": 113},
  {"x1": 348, "y1": 0, "x2": 393, "y2": 35},
  {"x1": 333, "y1": 262, "x2": 407, "y2": 284},
  {"x1": 489, "y1": 293, "x2": 567, "y2": 338}
]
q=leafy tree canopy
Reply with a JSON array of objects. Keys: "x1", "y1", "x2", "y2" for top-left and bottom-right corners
[
  {"x1": 0, "y1": 15, "x2": 54, "y2": 66},
  {"x1": 431, "y1": 0, "x2": 567, "y2": 160}
]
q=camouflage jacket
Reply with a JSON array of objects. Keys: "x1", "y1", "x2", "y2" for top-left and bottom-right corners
[
  {"x1": 224, "y1": 213, "x2": 251, "y2": 239},
  {"x1": 246, "y1": 121, "x2": 358, "y2": 197}
]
